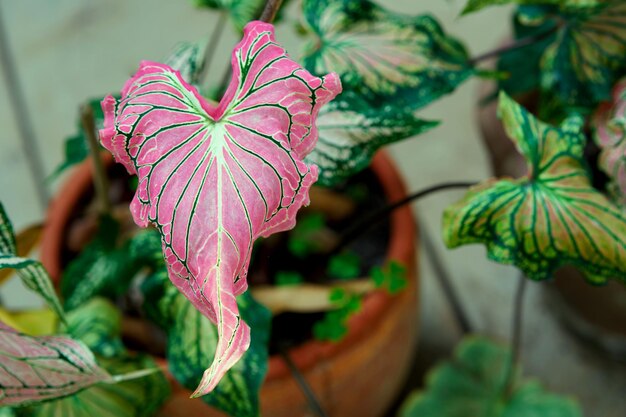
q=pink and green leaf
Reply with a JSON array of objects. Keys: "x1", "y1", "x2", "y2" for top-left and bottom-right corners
[
  {"x1": 0, "y1": 322, "x2": 110, "y2": 407},
  {"x1": 0, "y1": 203, "x2": 66, "y2": 324},
  {"x1": 592, "y1": 77, "x2": 626, "y2": 204},
  {"x1": 99, "y1": 21, "x2": 340, "y2": 396},
  {"x1": 443, "y1": 92, "x2": 626, "y2": 284}
]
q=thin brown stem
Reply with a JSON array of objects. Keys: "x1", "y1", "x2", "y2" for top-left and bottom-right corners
[
  {"x1": 198, "y1": 11, "x2": 228, "y2": 86},
  {"x1": 469, "y1": 26, "x2": 558, "y2": 66},
  {"x1": 81, "y1": 104, "x2": 111, "y2": 215},
  {"x1": 504, "y1": 275, "x2": 527, "y2": 398},
  {"x1": 259, "y1": 0, "x2": 284, "y2": 23}
]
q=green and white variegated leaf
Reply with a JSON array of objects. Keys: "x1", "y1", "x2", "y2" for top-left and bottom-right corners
[
  {"x1": 164, "y1": 40, "x2": 205, "y2": 85},
  {"x1": 192, "y1": 0, "x2": 265, "y2": 31},
  {"x1": 462, "y1": 0, "x2": 608, "y2": 15},
  {"x1": 308, "y1": 91, "x2": 438, "y2": 186},
  {"x1": 0, "y1": 203, "x2": 65, "y2": 324},
  {"x1": 400, "y1": 337, "x2": 582, "y2": 417},
  {"x1": 167, "y1": 287, "x2": 271, "y2": 417},
  {"x1": 27, "y1": 354, "x2": 170, "y2": 417},
  {"x1": 61, "y1": 298, "x2": 124, "y2": 358},
  {"x1": 443, "y1": 92, "x2": 626, "y2": 283},
  {"x1": 301, "y1": 0, "x2": 472, "y2": 110},
  {"x1": 0, "y1": 322, "x2": 111, "y2": 407}
]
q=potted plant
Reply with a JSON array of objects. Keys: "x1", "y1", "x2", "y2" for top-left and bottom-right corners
[{"x1": 2, "y1": 1, "x2": 626, "y2": 417}]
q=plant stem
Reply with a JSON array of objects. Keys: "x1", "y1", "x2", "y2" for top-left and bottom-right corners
[
  {"x1": 419, "y1": 218, "x2": 472, "y2": 334},
  {"x1": 504, "y1": 274, "x2": 527, "y2": 398},
  {"x1": 197, "y1": 11, "x2": 228, "y2": 86},
  {"x1": 469, "y1": 26, "x2": 558, "y2": 66},
  {"x1": 0, "y1": 3, "x2": 49, "y2": 209},
  {"x1": 332, "y1": 181, "x2": 477, "y2": 254},
  {"x1": 259, "y1": 0, "x2": 284, "y2": 23},
  {"x1": 278, "y1": 347, "x2": 330, "y2": 417},
  {"x1": 80, "y1": 104, "x2": 111, "y2": 215}
]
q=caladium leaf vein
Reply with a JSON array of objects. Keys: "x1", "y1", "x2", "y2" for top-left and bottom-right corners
[{"x1": 99, "y1": 21, "x2": 340, "y2": 396}]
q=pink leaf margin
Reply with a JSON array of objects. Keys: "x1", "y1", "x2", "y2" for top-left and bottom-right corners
[{"x1": 99, "y1": 21, "x2": 341, "y2": 397}]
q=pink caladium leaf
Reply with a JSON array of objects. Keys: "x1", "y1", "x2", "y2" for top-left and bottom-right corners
[
  {"x1": 99, "y1": 21, "x2": 341, "y2": 396},
  {"x1": 0, "y1": 322, "x2": 110, "y2": 407}
]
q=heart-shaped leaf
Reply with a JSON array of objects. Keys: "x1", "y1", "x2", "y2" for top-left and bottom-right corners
[
  {"x1": 443, "y1": 92, "x2": 626, "y2": 283},
  {"x1": 0, "y1": 203, "x2": 65, "y2": 324},
  {"x1": 301, "y1": 0, "x2": 473, "y2": 110},
  {"x1": 592, "y1": 77, "x2": 626, "y2": 204},
  {"x1": 399, "y1": 337, "x2": 582, "y2": 417},
  {"x1": 99, "y1": 21, "x2": 340, "y2": 396},
  {"x1": 0, "y1": 322, "x2": 110, "y2": 407},
  {"x1": 307, "y1": 91, "x2": 437, "y2": 186},
  {"x1": 26, "y1": 354, "x2": 169, "y2": 417}
]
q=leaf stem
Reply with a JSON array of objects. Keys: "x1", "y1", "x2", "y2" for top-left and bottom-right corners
[
  {"x1": 259, "y1": 0, "x2": 284, "y2": 23},
  {"x1": 469, "y1": 26, "x2": 558, "y2": 66},
  {"x1": 278, "y1": 347, "x2": 330, "y2": 417},
  {"x1": 504, "y1": 274, "x2": 527, "y2": 398},
  {"x1": 197, "y1": 11, "x2": 228, "y2": 86},
  {"x1": 332, "y1": 181, "x2": 477, "y2": 255},
  {"x1": 81, "y1": 104, "x2": 111, "y2": 215}
]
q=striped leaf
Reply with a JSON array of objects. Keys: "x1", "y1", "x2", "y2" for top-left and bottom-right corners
[
  {"x1": 27, "y1": 354, "x2": 169, "y2": 417},
  {"x1": 400, "y1": 337, "x2": 582, "y2": 417},
  {"x1": 167, "y1": 290, "x2": 270, "y2": 417},
  {"x1": 307, "y1": 91, "x2": 438, "y2": 186},
  {"x1": 592, "y1": 77, "x2": 626, "y2": 204},
  {"x1": 443, "y1": 92, "x2": 626, "y2": 283},
  {"x1": 99, "y1": 21, "x2": 340, "y2": 396},
  {"x1": 0, "y1": 203, "x2": 65, "y2": 323},
  {"x1": 301, "y1": 0, "x2": 472, "y2": 110},
  {"x1": 164, "y1": 41, "x2": 206, "y2": 86},
  {"x1": 0, "y1": 322, "x2": 110, "y2": 407}
]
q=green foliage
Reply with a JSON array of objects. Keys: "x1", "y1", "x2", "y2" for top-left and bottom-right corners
[
  {"x1": 61, "y1": 222, "x2": 162, "y2": 310},
  {"x1": 463, "y1": 0, "x2": 608, "y2": 15},
  {"x1": 301, "y1": 0, "x2": 473, "y2": 109},
  {"x1": 49, "y1": 99, "x2": 105, "y2": 180},
  {"x1": 166, "y1": 289, "x2": 271, "y2": 417},
  {"x1": 275, "y1": 270, "x2": 304, "y2": 286},
  {"x1": 370, "y1": 261, "x2": 407, "y2": 294},
  {"x1": 443, "y1": 93, "x2": 626, "y2": 283},
  {"x1": 0, "y1": 203, "x2": 66, "y2": 324},
  {"x1": 327, "y1": 251, "x2": 361, "y2": 280},
  {"x1": 61, "y1": 298, "x2": 124, "y2": 358},
  {"x1": 287, "y1": 212, "x2": 326, "y2": 257},
  {"x1": 400, "y1": 337, "x2": 582, "y2": 417},
  {"x1": 192, "y1": 0, "x2": 265, "y2": 31},
  {"x1": 313, "y1": 288, "x2": 362, "y2": 342},
  {"x1": 24, "y1": 354, "x2": 170, "y2": 417}
]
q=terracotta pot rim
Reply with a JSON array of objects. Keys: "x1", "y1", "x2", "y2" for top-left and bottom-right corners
[{"x1": 39, "y1": 150, "x2": 416, "y2": 381}]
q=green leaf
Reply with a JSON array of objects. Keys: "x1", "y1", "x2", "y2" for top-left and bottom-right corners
[
  {"x1": 370, "y1": 261, "x2": 407, "y2": 294},
  {"x1": 61, "y1": 221, "x2": 161, "y2": 310},
  {"x1": 327, "y1": 251, "x2": 361, "y2": 280},
  {"x1": 0, "y1": 203, "x2": 66, "y2": 324},
  {"x1": 443, "y1": 92, "x2": 626, "y2": 283},
  {"x1": 61, "y1": 298, "x2": 124, "y2": 358},
  {"x1": 275, "y1": 271, "x2": 304, "y2": 286},
  {"x1": 49, "y1": 98, "x2": 108, "y2": 180},
  {"x1": 301, "y1": 0, "x2": 473, "y2": 110},
  {"x1": 287, "y1": 212, "x2": 326, "y2": 257},
  {"x1": 192, "y1": 0, "x2": 265, "y2": 31},
  {"x1": 463, "y1": 0, "x2": 608, "y2": 15},
  {"x1": 400, "y1": 337, "x2": 582, "y2": 417},
  {"x1": 313, "y1": 289, "x2": 362, "y2": 342},
  {"x1": 27, "y1": 354, "x2": 170, "y2": 417},
  {"x1": 164, "y1": 40, "x2": 205, "y2": 85},
  {"x1": 167, "y1": 291, "x2": 271, "y2": 417},
  {"x1": 308, "y1": 91, "x2": 438, "y2": 186}
]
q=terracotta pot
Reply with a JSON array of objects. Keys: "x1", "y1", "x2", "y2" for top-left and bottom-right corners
[
  {"x1": 477, "y1": 78, "x2": 626, "y2": 359},
  {"x1": 40, "y1": 151, "x2": 419, "y2": 417}
]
